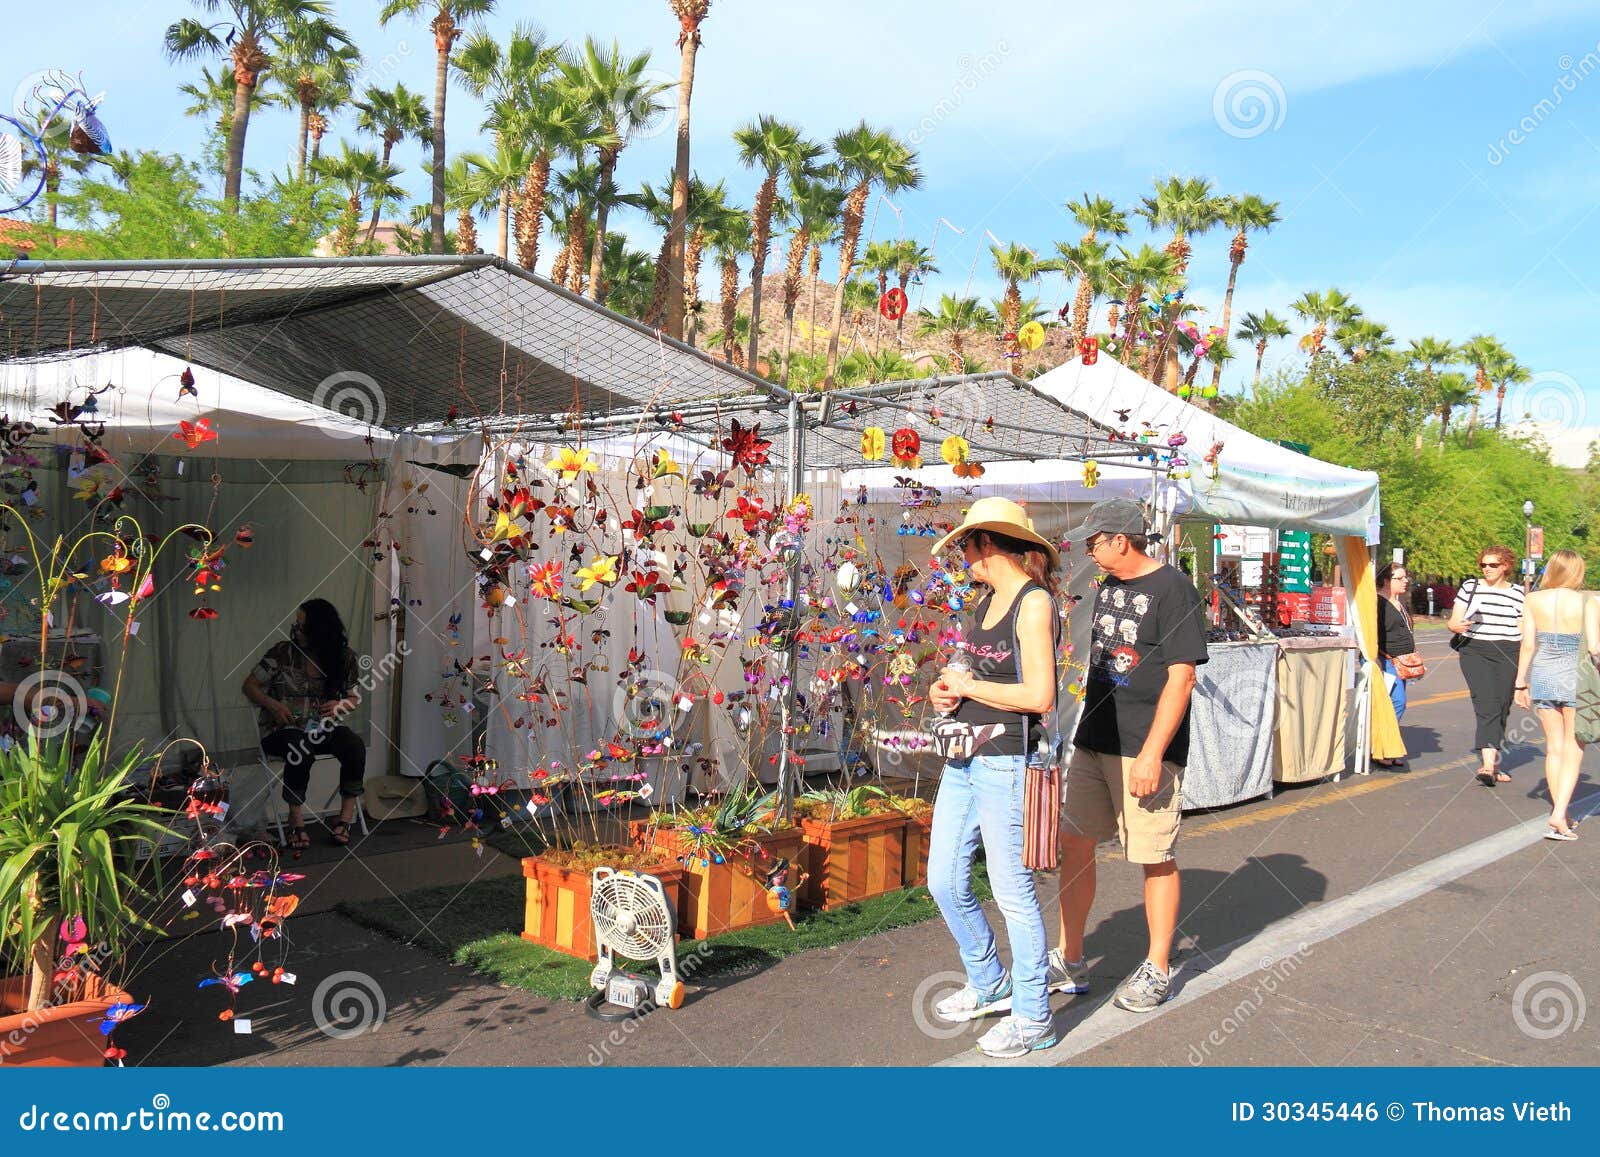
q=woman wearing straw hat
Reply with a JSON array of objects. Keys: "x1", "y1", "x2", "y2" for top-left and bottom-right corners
[{"x1": 925, "y1": 497, "x2": 1061, "y2": 1058}]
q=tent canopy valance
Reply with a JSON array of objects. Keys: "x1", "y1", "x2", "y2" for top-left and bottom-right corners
[{"x1": 0, "y1": 255, "x2": 784, "y2": 429}]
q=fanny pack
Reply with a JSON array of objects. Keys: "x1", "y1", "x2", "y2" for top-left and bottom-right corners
[{"x1": 928, "y1": 717, "x2": 1007, "y2": 760}]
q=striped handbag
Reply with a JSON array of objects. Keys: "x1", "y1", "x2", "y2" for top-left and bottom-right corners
[{"x1": 1022, "y1": 761, "x2": 1061, "y2": 871}]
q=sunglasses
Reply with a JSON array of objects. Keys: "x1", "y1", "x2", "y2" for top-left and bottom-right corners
[{"x1": 1479, "y1": 561, "x2": 1503, "y2": 569}]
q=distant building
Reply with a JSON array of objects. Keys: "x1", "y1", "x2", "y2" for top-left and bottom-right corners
[{"x1": 313, "y1": 221, "x2": 410, "y2": 258}]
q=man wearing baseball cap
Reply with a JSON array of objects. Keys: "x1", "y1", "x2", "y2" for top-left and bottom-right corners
[{"x1": 1051, "y1": 497, "x2": 1207, "y2": 1012}]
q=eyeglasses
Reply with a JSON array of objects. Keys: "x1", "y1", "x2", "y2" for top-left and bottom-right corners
[{"x1": 1085, "y1": 534, "x2": 1117, "y2": 555}]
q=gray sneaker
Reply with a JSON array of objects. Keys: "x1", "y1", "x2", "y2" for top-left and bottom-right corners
[
  {"x1": 1046, "y1": 948, "x2": 1090, "y2": 995},
  {"x1": 934, "y1": 975, "x2": 1012, "y2": 1022},
  {"x1": 1112, "y1": 959, "x2": 1170, "y2": 1013},
  {"x1": 976, "y1": 1014, "x2": 1058, "y2": 1058}
]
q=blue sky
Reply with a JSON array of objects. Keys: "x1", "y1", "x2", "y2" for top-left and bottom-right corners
[{"x1": 6, "y1": 0, "x2": 1600, "y2": 453}]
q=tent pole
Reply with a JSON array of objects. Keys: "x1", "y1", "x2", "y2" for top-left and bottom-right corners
[{"x1": 773, "y1": 396, "x2": 805, "y2": 825}]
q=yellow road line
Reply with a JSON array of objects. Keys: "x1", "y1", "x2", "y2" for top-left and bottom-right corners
[{"x1": 1407, "y1": 689, "x2": 1470, "y2": 708}]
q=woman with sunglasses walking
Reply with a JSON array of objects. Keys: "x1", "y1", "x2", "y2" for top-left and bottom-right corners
[{"x1": 1449, "y1": 546, "x2": 1525, "y2": 787}]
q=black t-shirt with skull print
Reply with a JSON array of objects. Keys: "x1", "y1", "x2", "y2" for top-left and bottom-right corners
[{"x1": 1074, "y1": 563, "x2": 1208, "y2": 765}]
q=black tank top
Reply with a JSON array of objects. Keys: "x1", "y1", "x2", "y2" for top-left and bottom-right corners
[{"x1": 953, "y1": 581, "x2": 1053, "y2": 755}]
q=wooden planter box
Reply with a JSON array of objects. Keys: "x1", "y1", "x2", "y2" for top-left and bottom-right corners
[
  {"x1": 800, "y1": 812, "x2": 909, "y2": 910},
  {"x1": 632, "y1": 825, "x2": 807, "y2": 939},
  {"x1": 1, "y1": 974, "x2": 130, "y2": 1067},
  {"x1": 520, "y1": 855, "x2": 683, "y2": 962},
  {"x1": 901, "y1": 813, "x2": 934, "y2": 888}
]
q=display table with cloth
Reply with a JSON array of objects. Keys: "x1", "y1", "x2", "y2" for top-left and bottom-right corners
[
  {"x1": 1273, "y1": 637, "x2": 1356, "y2": 783},
  {"x1": 1184, "y1": 641, "x2": 1278, "y2": 809}
]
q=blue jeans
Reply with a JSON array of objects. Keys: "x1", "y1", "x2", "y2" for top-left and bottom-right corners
[
  {"x1": 1381, "y1": 657, "x2": 1407, "y2": 721},
  {"x1": 927, "y1": 754, "x2": 1050, "y2": 1024}
]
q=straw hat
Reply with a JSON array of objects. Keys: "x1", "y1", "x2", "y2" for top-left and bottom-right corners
[{"x1": 930, "y1": 497, "x2": 1060, "y2": 570}]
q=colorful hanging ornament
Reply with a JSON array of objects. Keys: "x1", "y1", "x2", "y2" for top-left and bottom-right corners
[
  {"x1": 1017, "y1": 320, "x2": 1045, "y2": 351},
  {"x1": 173, "y1": 418, "x2": 217, "y2": 448},
  {"x1": 1082, "y1": 460, "x2": 1099, "y2": 488},
  {"x1": 1078, "y1": 336, "x2": 1099, "y2": 365},
  {"x1": 178, "y1": 367, "x2": 198, "y2": 399},
  {"x1": 891, "y1": 428, "x2": 921, "y2": 469},
  {"x1": 878, "y1": 287, "x2": 908, "y2": 320},
  {"x1": 860, "y1": 427, "x2": 886, "y2": 461}
]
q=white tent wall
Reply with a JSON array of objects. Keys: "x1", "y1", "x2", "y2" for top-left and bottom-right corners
[
  {"x1": 1, "y1": 349, "x2": 396, "y2": 460},
  {"x1": 364, "y1": 431, "x2": 485, "y2": 778},
  {"x1": 9, "y1": 453, "x2": 380, "y2": 761}
]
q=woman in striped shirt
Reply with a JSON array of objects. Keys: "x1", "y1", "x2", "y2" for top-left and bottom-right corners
[{"x1": 1448, "y1": 544, "x2": 1525, "y2": 787}]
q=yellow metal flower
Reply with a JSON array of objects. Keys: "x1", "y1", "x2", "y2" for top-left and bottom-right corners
[
  {"x1": 860, "y1": 427, "x2": 885, "y2": 461},
  {"x1": 547, "y1": 446, "x2": 598, "y2": 482},
  {"x1": 651, "y1": 449, "x2": 683, "y2": 478},
  {"x1": 575, "y1": 555, "x2": 620, "y2": 592},
  {"x1": 940, "y1": 435, "x2": 970, "y2": 466}
]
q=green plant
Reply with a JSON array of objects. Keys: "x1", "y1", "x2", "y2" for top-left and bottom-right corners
[
  {"x1": 0, "y1": 734, "x2": 169, "y2": 1011},
  {"x1": 798, "y1": 782, "x2": 888, "y2": 822}
]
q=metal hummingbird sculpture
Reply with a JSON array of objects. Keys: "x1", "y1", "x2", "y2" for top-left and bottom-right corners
[{"x1": 0, "y1": 70, "x2": 111, "y2": 216}]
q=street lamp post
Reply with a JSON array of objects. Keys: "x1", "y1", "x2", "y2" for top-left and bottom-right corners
[{"x1": 1523, "y1": 499, "x2": 1535, "y2": 583}]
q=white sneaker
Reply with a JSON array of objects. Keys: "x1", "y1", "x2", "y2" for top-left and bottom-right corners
[
  {"x1": 1046, "y1": 948, "x2": 1090, "y2": 995},
  {"x1": 976, "y1": 1015, "x2": 1058, "y2": 1058},
  {"x1": 934, "y1": 975, "x2": 1012, "y2": 1021}
]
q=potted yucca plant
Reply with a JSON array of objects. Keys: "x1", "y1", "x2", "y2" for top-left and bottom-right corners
[{"x1": 0, "y1": 732, "x2": 168, "y2": 1066}]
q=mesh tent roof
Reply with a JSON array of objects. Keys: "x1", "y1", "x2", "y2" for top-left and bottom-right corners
[{"x1": 0, "y1": 256, "x2": 784, "y2": 427}]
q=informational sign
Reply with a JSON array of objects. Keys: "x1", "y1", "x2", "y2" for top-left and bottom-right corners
[
  {"x1": 1241, "y1": 559, "x2": 1264, "y2": 587},
  {"x1": 1216, "y1": 523, "x2": 1246, "y2": 556},
  {"x1": 1529, "y1": 527, "x2": 1544, "y2": 559},
  {"x1": 1277, "y1": 530, "x2": 1313, "y2": 594}
]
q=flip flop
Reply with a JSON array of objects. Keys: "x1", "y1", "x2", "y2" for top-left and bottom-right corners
[
  {"x1": 1494, "y1": 770, "x2": 1513, "y2": 783},
  {"x1": 1475, "y1": 769, "x2": 1496, "y2": 787},
  {"x1": 1543, "y1": 827, "x2": 1578, "y2": 842}
]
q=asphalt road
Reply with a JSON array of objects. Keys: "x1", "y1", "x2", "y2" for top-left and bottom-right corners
[{"x1": 120, "y1": 626, "x2": 1598, "y2": 1067}]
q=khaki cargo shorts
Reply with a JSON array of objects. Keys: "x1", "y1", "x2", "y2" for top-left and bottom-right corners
[{"x1": 1062, "y1": 747, "x2": 1183, "y2": 864}]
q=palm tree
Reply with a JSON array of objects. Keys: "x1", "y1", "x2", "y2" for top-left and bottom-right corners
[
  {"x1": 1492, "y1": 358, "x2": 1529, "y2": 431},
  {"x1": 379, "y1": 0, "x2": 498, "y2": 252},
  {"x1": 735, "y1": 116, "x2": 822, "y2": 369},
  {"x1": 778, "y1": 177, "x2": 845, "y2": 384},
  {"x1": 1210, "y1": 192, "x2": 1280, "y2": 393},
  {"x1": 1459, "y1": 334, "x2": 1508, "y2": 447},
  {"x1": 990, "y1": 242, "x2": 1045, "y2": 339},
  {"x1": 597, "y1": 233, "x2": 659, "y2": 320},
  {"x1": 1048, "y1": 237, "x2": 1111, "y2": 346},
  {"x1": 709, "y1": 204, "x2": 752, "y2": 365},
  {"x1": 636, "y1": 173, "x2": 720, "y2": 333},
  {"x1": 281, "y1": 27, "x2": 360, "y2": 179},
  {"x1": 1109, "y1": 244, "x2": 1179, "y2": 371},
  {"x1": 1434, "y1": 371, "x2": 1475, "y2": 448},
  {"x1": 14, "y1": 101, "x2": 96, "y2": 235},
  {"x1": 547, "y1": 160, "x2": 598, "y2": 291},
  {"x1": 1290, "y1": 288, "x2": 1360, "y2": 357},
  {"x1": 916, "y1": 294, "x2": 990, "y2": 371},
  {"x1": 665, "y1": 1, "x2": 712, "y2": 340},
  {"x1": 561, "y1": 36, "x2": 671, "y2": 304},
  {"x1": 1407, "y1": 336, "x2": 1457, "y2": 375},
  {"x1": 861, "y1": 238, "x2": 904, "y2": 351},
  {"x1": 822, "y1": 123, "x2": 922, "y2": 389},
  {"x1": 355, "y1": 82, "x2": 432, "y2": 236},
  {"x1": 1137, "y1": 175, "x2": 1224, "y2": 386},
  {"x1": 1235, "y1": 310, "x2": 1292, "y2": 387},
  {"x1": 178, "y1": 63, "x2": 285, "y2": 143},
  {"x1": 443, "y1": 155, "x2": 494, "y2": 253},
  {"x1": 315, "y1": 143, "x2": 402, "y2": 255},
  {"x1": 1332, "y1": 318, "x2": 1393, "y2": 362},
  {"x1": 165, "y1": 0, "x2": 348, "y2": 209},
  {"x1": 461, "y1": 140, "x2": 533, "y2": 257},
  {"x1": 507, "y1": 88, "x2": 601, "y2": 273},
  {"x1": 1062, "y1": 194, "x2": 1129, "y2": 347},
  {"x1": 454, "y1": 22, "x2": 562, "y2": 261},
  {"x1": 682, "y1": 178, "x2": 730, "y2": 346}
]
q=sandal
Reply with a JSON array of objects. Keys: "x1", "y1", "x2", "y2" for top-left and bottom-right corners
[
  {"x1": 283, "y1": 826, "x2": 309, "y2": 852},
  {"x1": 1494, "y1": 770, "x2": 1513, "y2": 783},
  {"x1": 1475, "y1": 768, "x2": 1496, "y2": 787},
  {"x1": 328, "y1": 820, "x2": 352, "y2": 847}
]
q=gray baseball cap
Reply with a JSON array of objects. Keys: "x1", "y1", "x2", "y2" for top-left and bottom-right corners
[{"x1": 1063, "y1": 497, "x2": 1148, "y2": 542}]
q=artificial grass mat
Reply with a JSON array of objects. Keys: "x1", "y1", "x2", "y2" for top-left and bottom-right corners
[{"x1": 337, "y1": 860, "x2": 993, "y2": 1002}]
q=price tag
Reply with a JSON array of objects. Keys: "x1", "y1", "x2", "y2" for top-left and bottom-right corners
[
  {"x1": 182, "y1": 889, "x2": 197, "y2": 908},
  {"x1": 279, "y1": 972, "x2": 296, "y2": 985},
  {"x1": 233, "y1": 1018, "x2": 252, "y2": 1034}
]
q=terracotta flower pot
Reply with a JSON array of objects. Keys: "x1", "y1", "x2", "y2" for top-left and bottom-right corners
[
  {"x1": 0, "y1": 974, "x2": 129, "y2": 1068},
  {"x1": 520, "y1": 854, "x2": 684, "y2": 962},
  {"x1": 800, "y1": 812, "x2": 909, "y2": 910},
  {"x1": 633, "y1": 825, "x2": 807, "y2": 939}
]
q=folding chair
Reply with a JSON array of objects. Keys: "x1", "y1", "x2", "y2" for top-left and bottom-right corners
[{"x1": 258, "y1": 748, "x2": 370, "y2": 846}]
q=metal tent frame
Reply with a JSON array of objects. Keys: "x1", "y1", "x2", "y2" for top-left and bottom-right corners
[{"x1": 0, "y1": 256, "x2": 1147, "y2": 818}]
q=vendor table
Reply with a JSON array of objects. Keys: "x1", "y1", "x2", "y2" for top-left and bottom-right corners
[
  {"x1": 1272, "y1": 636, "x2": 1356, "y2": 784},
  {"x1": 1185, "y1": 636, "x2": 1358, "y2": 809}
]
